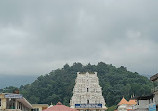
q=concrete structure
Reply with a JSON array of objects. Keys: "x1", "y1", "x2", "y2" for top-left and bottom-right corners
[
  {"x1": 32, "y1": 104, "x2": 48, "y2": 111},
  {"x1": 0, "y1": 93, "x2": 32, "y2": 111},
  {"x1": 70, "y1": 72, "x2": 107, "y2": 111},
  {"x1": 150, "y1": 73, "x2": 158, "y2": 110},
  {"x1": 150, "y1": 73, "x2": 158, "y2": 111},
  {"x1": 133, "y1": 95, "x2": 156, "y2": 111},
  {"x1": 130, "y1": 73, "x2": 158, "y2": 111}
]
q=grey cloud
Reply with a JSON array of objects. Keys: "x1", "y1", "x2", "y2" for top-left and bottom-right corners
[{"x1": 0, "y1": 0, "x2": 158, "y2": 75}]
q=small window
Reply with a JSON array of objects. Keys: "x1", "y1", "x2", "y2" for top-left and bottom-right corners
[
  {"x1": 87, "y1": 88, "x2": 89, "y2": 92},
  {"x1": 137, "y1": 100, "x2": 139, "y2": 105},
  {"x1": 35, "y1": 108, "x2": 39, "y2": 111},
  {"x1": 87, "y1": 100, "x2": 89, "y2": 104},
  {"x1": 0, "y1": 98, "x2": 1, "y2": 106}
]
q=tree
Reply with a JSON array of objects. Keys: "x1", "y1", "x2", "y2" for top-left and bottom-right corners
[{"x1": 2, "y1": 62, "x2": 153, "y2": 107}]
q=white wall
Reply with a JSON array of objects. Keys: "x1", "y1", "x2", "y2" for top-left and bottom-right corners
[
  {"x1": 154, "y1": 92, "x2": 158, "y2": 104},
  {"x1": 133, "y1": 99, "x2": 154, "y2": 111},
  {"x1": 138, "y1": 100, "x2": 149, "y2": 108},
  {"x1": 118, "y1": 104, "x2": 127, "y2": 111}
]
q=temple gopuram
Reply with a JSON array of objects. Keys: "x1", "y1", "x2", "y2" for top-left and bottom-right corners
[{"x1": 70, "y1": 72, "x2": 107, "y2": 111}]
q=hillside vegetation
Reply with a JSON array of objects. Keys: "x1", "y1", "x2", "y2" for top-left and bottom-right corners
[{"x1": 2, "y1": 62, "x2": 153, "y2": 107}]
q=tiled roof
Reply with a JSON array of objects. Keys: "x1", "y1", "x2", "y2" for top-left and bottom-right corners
[
  {"x1": 43, "y1": 102, "x2": 78, "y2": 111},
  {"x1": 128, "y1": 99, "x2": 137, "y2": 105},
  {"x1": 118, "y1": 97, "x2": 129, "y2": 105},
  {"x1": 118, "y1": 97, "x2": 137, "y2": 106}
]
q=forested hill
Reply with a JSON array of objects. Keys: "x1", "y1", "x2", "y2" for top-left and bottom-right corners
[{"x1": 2, "y1": 62, "x2": 153, "y2": 107}]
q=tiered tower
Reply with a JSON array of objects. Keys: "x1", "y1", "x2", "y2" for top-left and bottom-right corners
[{"x1": 70, "y1": 72, "x2": 107, "y2": 111}]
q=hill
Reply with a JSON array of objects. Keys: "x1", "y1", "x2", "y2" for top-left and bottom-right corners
[
  {"x1": 1, "y1": 62, "x2": 153, "y2": 107},
  {"x1": 0, "y1": 75, "x2": 37, "y2": 89}
]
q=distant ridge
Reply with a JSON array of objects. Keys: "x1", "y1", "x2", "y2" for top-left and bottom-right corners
[{"x1": 0, "y1": 75, "x2": 37, "y2": 89}]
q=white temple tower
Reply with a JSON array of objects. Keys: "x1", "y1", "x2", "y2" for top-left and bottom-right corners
[{"x1": 70, "y1": 72, "x2": 107, "y2": 111}]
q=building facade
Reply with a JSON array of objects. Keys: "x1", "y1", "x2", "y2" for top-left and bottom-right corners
[
  {"x1": 150, "y1": 73, "x2": 158, "y2": 111},
  {"x1": 0, "y1": 93, "x2": 32, "y2": 111},
  {"x1": 32, "y1": 104, "x2": 48, "y2": 111},
  {"x1": 70, "y1": 72, "x2": 107, "y2": 111},
  {"x1": 133, "y1": 95, "x2": 156, "y2": 111},
  {"x1": 130, "y1": 73, "x2": 158, "y2": 111}
]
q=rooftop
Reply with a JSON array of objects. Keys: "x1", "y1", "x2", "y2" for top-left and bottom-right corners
[
  {"x1": 118, "y1": 97, "x2": 129, "y2": 105},
  {"x1": 43, "y1": 102, "x2": 78, "y2": 111},
  {"x1": 135, "y1": 94, "x2": 154, "y2": 100},
  {"x1": 118, "y1": 97, "x2": 137, "y2": 105},
  {"x1": 150, "y1": 73, "x2": 158, "y2": 81},
  {"x1": 128, "y1": 100, "x2": 137, "y2": 105}
]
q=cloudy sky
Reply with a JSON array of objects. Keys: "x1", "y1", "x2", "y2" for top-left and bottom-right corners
[{"x1": 0, "y1": 0, "x2": 158, "y2": 76}]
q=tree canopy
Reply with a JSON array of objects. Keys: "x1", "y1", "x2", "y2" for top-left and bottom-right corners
[{"x1": 1, "y1": 62, "x2": 153, "y2": 107}]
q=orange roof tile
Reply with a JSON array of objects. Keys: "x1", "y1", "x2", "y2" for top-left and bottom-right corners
[
  {"x1": 128, "y1": 99, "x2": 137, "y2": 105},
  {"x1": 118, "y1": 97, "x2": 129, "y2": 105},
  {"x1": 127, "y1": 109, "x2": 134, "y2": 111},
  {"x1": 43, "y1": 102, "x2": 78, "y2": 111}
]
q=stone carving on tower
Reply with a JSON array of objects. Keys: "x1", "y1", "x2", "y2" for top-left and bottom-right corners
[{"x1": 70, "y1": 72, "x2": 107, "y2": 111}]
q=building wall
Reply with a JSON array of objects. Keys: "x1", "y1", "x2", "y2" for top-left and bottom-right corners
[
  {"x1": 0, "y1": 97, "x2": 7, "y2": 110},
  {"x1": 135, "y1": 109, "x2": 148, "y2": 111},
  {"x1": 137, "y1": 100, "x2": 150, "y2": 108},
  {"x1": 32, "y1": 104, "x2": 48, "y2": 111},
  {"x1": 0, "y1": 93, "x2": 32, "y2": 111},
  {"x1": 118, "y1": 104, "x2": 127, "y2": 111},
  {"x1": 126, "y1": 104, "x2": 136, "y2": 110},
  {"x1": 133, "y1": 99, "x2": 155, "y2": 111},
  {"x1": 154, "y1": 91, "x2": 158, "y2": 105}
]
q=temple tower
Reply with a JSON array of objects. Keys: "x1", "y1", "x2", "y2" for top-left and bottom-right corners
[{"x1": 70, "y1": 72, "x2": 107, "y2": 111}]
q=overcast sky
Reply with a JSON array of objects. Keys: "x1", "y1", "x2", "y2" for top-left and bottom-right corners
[{"x1": 0, "y1": 0, "x2": 158, "y2": 76}]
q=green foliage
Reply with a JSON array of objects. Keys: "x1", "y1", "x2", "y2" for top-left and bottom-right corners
[
  {"x1": 2, "y1": 62, "x2": 153, "y2": 107},
  {"x1": 107, "y1": 105, "x2": 117, "y2": 111},
  {"x1": 2, "y1": 86, "x2": 19, "y2": 93}
]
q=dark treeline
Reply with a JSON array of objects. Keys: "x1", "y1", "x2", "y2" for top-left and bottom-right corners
[{"x1": 1, "y1": 62, "x2": 153, "y2": 107}]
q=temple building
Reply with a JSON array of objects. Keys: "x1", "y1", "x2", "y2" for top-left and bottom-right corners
[
  {"x1": 70, "y1": 72, "x2": 107, "y2": 111},
  {"x1": 116, "y1": 97, "x2": 137, "y2": 111}
]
